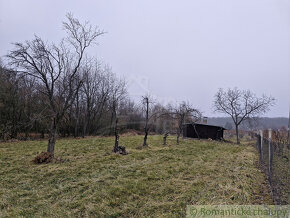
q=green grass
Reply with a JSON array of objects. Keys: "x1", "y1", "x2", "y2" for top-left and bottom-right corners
[
  {"x1": 0, "y1": 135, "x2": 272, "y2": 217},
  {"x1": 272, "y1": 148, "x2": 290, "y2": 204}
]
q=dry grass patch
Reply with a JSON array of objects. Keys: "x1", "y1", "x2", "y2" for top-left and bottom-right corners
[{"x1": 0, "y1": 135, "x2": 272, "y2": 217}]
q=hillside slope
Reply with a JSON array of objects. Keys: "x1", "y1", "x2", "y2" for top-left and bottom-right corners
[{"x1": 0, "y1": 136, "x2": 272, "y2": 217}]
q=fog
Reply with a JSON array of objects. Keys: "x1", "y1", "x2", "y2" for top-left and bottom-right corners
[{"x1": 1, "y1": 0, "x2": 289, "y2": 117}]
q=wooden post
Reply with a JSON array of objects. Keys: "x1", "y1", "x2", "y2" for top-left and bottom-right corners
[
  {"x1": 268, "y1": 128, "x2": 272, "y2": 184},
  {"x1": 260, "y1": 130, "x2": 263, "y2": 161},
  {"x1": 287, "y1": 108, "x2": 290, "y2": 143}
]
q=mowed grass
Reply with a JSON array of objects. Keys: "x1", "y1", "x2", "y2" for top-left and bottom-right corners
[{"x1": 0, "y1": 135, "x2": 272, "y2": 217}]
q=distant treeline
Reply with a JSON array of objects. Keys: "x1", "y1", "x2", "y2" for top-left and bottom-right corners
[
  {"x1": 1, "y1": 63, "x2": 197, "y2": 141},
  {"x1": 1, "y1": 62, "x2": 287, "y2": 141},
  {"x1": 1, "y1": 61, "x2": 287, "y2": 141},
  {"x1": 0, "y1": 63, "x2": 178, "y2": 141},
  {"x1": 208, "y1": 117, "x2": 289, "y2": 130}
]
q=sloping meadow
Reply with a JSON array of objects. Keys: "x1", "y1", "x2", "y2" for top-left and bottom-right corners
[{"x1": 0, "y1": 136, "x2": 272, "y2": 217}]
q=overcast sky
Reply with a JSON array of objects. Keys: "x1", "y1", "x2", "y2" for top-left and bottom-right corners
[{"x1": 0, "y1": 0, "x2": 289, "y2": 117}]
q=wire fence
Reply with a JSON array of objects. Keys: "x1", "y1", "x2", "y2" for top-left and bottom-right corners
[{"x1": 255, "y1": 129, "x2": 290, "y2": 205}]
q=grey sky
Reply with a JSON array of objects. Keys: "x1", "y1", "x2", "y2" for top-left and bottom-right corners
[{"x1": 0, "y1": 0, "x2": 289, "y2": 117}]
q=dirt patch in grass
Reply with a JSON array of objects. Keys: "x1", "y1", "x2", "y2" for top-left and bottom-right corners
[
  {"x1": 33, "y1": 152, "x2": 53, "y2": 164},
  {"x1": 32, "y1": 152, "x2": 69, "y2": 164}
]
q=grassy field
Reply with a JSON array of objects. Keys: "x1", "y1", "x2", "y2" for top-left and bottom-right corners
[
  {"x1": 272, "y1": 148, "x2": 290, "y2": 205},
  {"x1": 0, "y1": 135, "x2": 272, "y2": 217}
]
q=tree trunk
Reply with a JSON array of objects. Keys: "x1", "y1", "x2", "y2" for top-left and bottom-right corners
[
  {"x1": 177, "y1": 125, "x2": 183, "y2": 145},
  {"x1": 193, "y1": 124, "x2": 200, "y2": 140},
  {"x1": 41, "y1": 130, "x2": 44, "y2": 139},
  {"x1": 47, "y1": 119, "x2": 57, "y2": 156},
  {"x1": 143, "y1": 97, "x2": 149, "y2": 147},
  {"x1": 82, "y1": 110, "x2": 90, "y2": 138},
  {"x1": 109, "y1": 111, "x2": 113, "y2": 135},
  {"x1": 143, "y1": 131, "x2": 148, "y2": 146},
  {"x1": 114, "y1": 118, "x2": 119, "y2": 151},
  {"x1": 82, "y1": 123, "x2": 87, "y2": 138},
  {"x1": 82, "y1": 100, "x2": 91, "y2": 138},
  {"x1": 47, "y1": 131, "x2": 56, "y2": 156},
  {"x1": 74, "y1": 92, "x2": 80, "y2": 138},
  {"x1": 112, "y1": 112, "x2": 127, "y2": 155},
  {"x1": 82, "y1": 115, "x2": 88, "y2": 138},
  {"x1": 114, "y1": 134, "x2": 119, "y2": 150},
  {"x1": 163, "y1": 133, "x2": 168, "y2": 145},
  {"x1": 74, "y1": 120, "x2": 78, "y2": 138},
  {"x1": 25, "y1": 131, "x2": 29, "y2": 140},
  {"x1": 235, "y1": 124, "x2": 240, "y2": 144}
]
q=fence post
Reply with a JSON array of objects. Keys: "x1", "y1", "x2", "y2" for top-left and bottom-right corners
[
  {"x1": 268, "y1": 128, "x2": 273, "y2": 184},
  {"x1": 260, "y1": 130, "x2": 263, "y2": 161}
]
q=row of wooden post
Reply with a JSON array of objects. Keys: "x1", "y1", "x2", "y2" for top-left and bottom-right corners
[{"x1": 259, "y1": 129, "x2": 273, "y2": 184}]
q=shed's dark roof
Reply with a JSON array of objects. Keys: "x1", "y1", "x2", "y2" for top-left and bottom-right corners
[{"x1": 183, "y1": 123, "x2": 226, "y2": 130}]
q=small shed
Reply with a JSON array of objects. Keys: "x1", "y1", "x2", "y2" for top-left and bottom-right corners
[{"x1": 183, "y1": 123, "x2": 225, "y2": 140}]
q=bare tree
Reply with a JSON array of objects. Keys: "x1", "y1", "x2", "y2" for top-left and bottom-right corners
[
  {"x1": 142, "y1": 96, "x2": 150, "y2": 146},
  {"x1": 142, "y1": 95, "x2": 159, "y2": 146},
  {"x1": 108, "y1": 77, "x2": 127, "y2": 154},
  {"x1": 173, "y1": 102, "x2": 201, "y2": 144},
  {"x1": 110, "y1": 79, "x2": 127, "y2": 146},
  {"x1": 141, "y1": 95, "x2": 170, "y2": 146},
  {"x1": 80, "y1": 59, "x2": 103, "y2": 137},
  {"x1": 73, "y1": 74, "x2": 83, "y2": 138},
  {"x1": 213, "y1": 88, "x2": 275, "y2": 144},
  {"x1": 7, "y1": 13, "x2": 104, "y2": 156},
  {"x1": 108, "y1": 73, "x2": 127, "y2": 135},
  {"x1": 86, "y1": 66, "x2": 111, "y2": 135}
]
